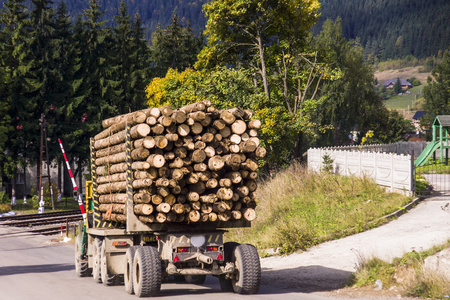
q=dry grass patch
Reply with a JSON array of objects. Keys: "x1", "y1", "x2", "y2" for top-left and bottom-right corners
[{"x1": 226, "y1": 162, "x2": 411, "y2": 254}]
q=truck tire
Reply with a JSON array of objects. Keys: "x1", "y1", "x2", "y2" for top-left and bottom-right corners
[
  {"x1": 75, "y1": 233, "x2": 91, "y2": 277},
  {"x1": 92, "y1": 237, "x2": 102, "y2": 283},
  {"x1": 184, "y1": 275, "x2": 206, "y2": 284},
  {"x1": 219, "y1": 242, "x2": 239, "y2": 292},
  {"x1": 101, "y1": 239, "x2": 120, "y2": 286},
  {"x1": 133, "y1": 246, "x2": 161, "y2": 297},
  {"x1": 231, "y1": 244, "x2": 261, "y2": 294},
  {"x1": 124, "y1": 246, "x2": 138, "y2": 294}
]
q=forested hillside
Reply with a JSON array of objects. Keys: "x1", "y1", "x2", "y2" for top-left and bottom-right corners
[
  {"x1": 314, "y1": 0, "x2": 450, "y2": 61},
  {"x1": 59, "y1": 0, "x2": 208, "y2": 39},
  {"x1": 4, "y1": 0, "x2": 447, "y2": 60}
]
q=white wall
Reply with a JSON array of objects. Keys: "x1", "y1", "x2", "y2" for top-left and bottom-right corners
[{"x1": 307, "y1": 148, "x2": 414, "y2": 195}]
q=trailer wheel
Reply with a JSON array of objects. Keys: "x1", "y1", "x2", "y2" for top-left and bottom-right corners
[
  {"x1": 231, "y1": 244, "x2": 261, "y2": 294},
  {"x1": 133, "y1": 246, "x2": 161, "y2": 297},
  {"x1": 219, "y1": 242, "x2": 239, "y2": 292},
  {"x1": 75, "y1": 233, "x2": 91, "y2": 277},
  {"x1": 92, "y1": 237, "x2": 102, "y2": 283},
  {"x1": 184, "y1": 275, "x2": 206, "y2": 285},
  {"x1": 101, "y1": 239, "x2": 120, "y2": 286},
  {"x1": 124, "y1": 246, "x2": 138, "y2": 294}
]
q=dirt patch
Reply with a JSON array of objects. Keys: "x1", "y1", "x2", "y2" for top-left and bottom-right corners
[{"x1": 375, "y1": 67, "x2": 431, "y2": 84}]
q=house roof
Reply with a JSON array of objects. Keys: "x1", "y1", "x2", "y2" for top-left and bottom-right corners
[
  {"x1": 382, "y1": 79, "x2": 412, "y2": 86},
  {"x1": 434, "y1": 115, "x2": 450, "y2": 127},
  {"x1": 413, "y1": 111, "x2": 426, "y2": 120}
]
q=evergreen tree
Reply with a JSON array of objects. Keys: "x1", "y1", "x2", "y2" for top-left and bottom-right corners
[
  {"x1": 393, "y1": 78, "x2": 402, "y2": 94},
  {"x1": 0, "y1": 0, "x2": 35, "y2": 179}
]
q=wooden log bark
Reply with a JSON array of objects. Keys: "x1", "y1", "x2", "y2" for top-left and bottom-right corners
[
  {"x1": 100, "y1": 111, "x2": 147, "y2": 131},
  {"x1": 188, "y1": 210, "x2": 201, "y2": 222},
  {"x1": 97, "y1": 172, "x2": 128, "y2": 184},
  {"x1": 133, "y1": 193, "x2": 151, "y2": 204},
  {"x1": 156, "y1": 203, "x2": 171, "y2": 213},
  {"x1": 102, "y1": 212, "x2": 126, "y2": 223},
  {"x1": 242, "y1": 208, "x2": 256, "y2": 221},
  {"x1": 231, "y1": 120, "x2": 247, "y2": 135},
  {"x1": 94, "y1": 124, "x2": 150, "y2": 150},
  {"x1": 99, "y1": 193, "x2": 128, "y2": 204},
  {"x1": 132, "y1": 179, "x2": 153, "y2": 189},
  {"x1": 95, "y1": 143, "x2": 127, "y2": 158},
  {"x1": 208, "y1": 156, "x2": 224, "y2": 171},
  {"x1": 156, "y1": 213, "x2": 167, "y2": 223},
  {"x1": 139, "y1": 215, "x2": 155, "y2": 223},
  {"x1": 134, "y1": 136, "x2": 156, "y2": 149},
  {"x1": 99, "y1": 203, "x2": 126, "y2": 214},
  {"x1": 98, "y1": 181, "x2": 127, "y2": 194},
  {"x1": 134, "y1": 204, "x2": 153, "y2": 215},
  {"x1": 147, "y1": 154, "x2": 165, "y2": 168}
]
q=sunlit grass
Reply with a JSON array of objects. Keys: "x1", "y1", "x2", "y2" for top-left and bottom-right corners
[{"x1": 226, "y1": 162, "x2": 411, "y2": 254}]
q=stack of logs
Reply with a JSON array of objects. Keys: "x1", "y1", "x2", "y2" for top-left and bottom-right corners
[{"x1": 93, "y1": 101, "x2": 265, "y2": 225}]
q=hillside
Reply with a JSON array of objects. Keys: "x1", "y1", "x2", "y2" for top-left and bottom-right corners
[
  {"x1": 314, "y1": 0, "x2": 450, "y2": 60},
  {"x1": 2, "y1": 0, "x2": 447, "y2": 59}
]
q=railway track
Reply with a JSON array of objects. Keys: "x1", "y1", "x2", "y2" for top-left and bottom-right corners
[{"x1": 0, "y1": 210, "x2": 82, "y2": 236}]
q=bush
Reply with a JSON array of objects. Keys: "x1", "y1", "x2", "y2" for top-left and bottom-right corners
[
  {"x1": 0, "y1": 190, "x2": 10, "y2": 204},
  {"x1": 0, "y1": 203, "x2": 11, "y2": 214}
]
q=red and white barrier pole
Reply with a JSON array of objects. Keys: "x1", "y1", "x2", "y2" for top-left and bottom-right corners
[{"x1": 58, "y1": 138, "x2": 86, "y2": 223}]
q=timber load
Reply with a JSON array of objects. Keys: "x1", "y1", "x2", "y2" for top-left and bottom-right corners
[{"x1": 92, "y1": 101, "x2": 265, "y2": 225}]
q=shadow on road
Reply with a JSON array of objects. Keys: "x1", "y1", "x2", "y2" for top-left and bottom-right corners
[
  {"x1": 0, "y1": 263, "x2": 74, "y2": 276},
  {"x1": 260, "y1": 265, "x2": 352, "y2": 293}
]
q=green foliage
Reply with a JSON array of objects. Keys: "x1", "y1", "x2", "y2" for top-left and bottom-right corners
[
  {"x1": 0, "y1": 203, "x2": 11, "y2": 213},
  {"x1": 314, "y1": 0, "x2": 450, "y2": 60},
  {"x1": 423, "y1": 49, "x2": 450, "y2": 128},
  {"x1": 0, "y1": 190, "x2": 10, "y2": 204},
  {"x1": 393, "y1": 78, "x2": 402, "y2": 94},
  {"x1": 150, "y1": 13, "x2": 203, "y2": 78},
  {"x1": 321, "y1": 154, "x2": 334, "y2": 173}
]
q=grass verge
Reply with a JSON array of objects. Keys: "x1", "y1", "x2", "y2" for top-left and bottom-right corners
[
  {"x1": 226, "y1": 162, "x2": 411, "y2": 254},
  {"x1": 349, "y1": 241, "x2": 450, "y2": 298}
]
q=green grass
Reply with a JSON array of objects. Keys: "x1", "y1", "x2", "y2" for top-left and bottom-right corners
[
  {"x1": 350, "y1": 240, "x2": 450, "y2": 298},
  {"x1": 10, "y1": 196, "x2": 80, "y2": 214},
  {"x1": 384, "y1": 85, "x2": 425, "y2": 110},
  {"x1": 226, "y1": 162, "x2": 411, "y2": 254}
]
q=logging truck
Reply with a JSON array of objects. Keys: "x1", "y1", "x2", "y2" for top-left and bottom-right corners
[{"x1": 74, "y1": 102, "x2": 263, "y2": 297}]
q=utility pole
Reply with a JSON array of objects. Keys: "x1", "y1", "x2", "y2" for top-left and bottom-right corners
[
  {"x1": 39, "y1": 114, "x2": 44, "y2": 213},
  {"x1": 38, "y1": 114, "x2": 55, "y2": 213}
]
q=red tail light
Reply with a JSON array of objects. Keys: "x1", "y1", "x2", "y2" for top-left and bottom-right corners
[
  {"x1": 177, "y1": 247, "x2": 189, "y2": 253},
  {"x1": 207, "y1": 246, "x2": 218, "y2": 251}
]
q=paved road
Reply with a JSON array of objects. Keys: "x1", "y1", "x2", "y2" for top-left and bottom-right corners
[
  {"x1": 1, "y1": 195, "x2": 448, "y2": 300},
  {"x1": 0, "y1": 227, "x2": 332, "y2": 300},
  {"x1": 261, "y1": 195, "x2": 450, "y2": 293}
]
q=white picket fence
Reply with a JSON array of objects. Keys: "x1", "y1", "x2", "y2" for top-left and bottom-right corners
[{"x1": 307, "y1": 148, "x2": 414, "y2": 195}]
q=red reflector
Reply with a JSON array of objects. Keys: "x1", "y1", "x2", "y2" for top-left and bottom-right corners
[
  {"x1": 112, "y1": 241, "x2": 128, "y2": 246},
  {"x1": 217, "y1": 253, "x2": 223, "y2": 260},
  {"x1": 207, "y1": 246, "x2": 218, "y2": 251},
  {"x1": 157, "y1": 236, "x2": 161, "y2": 240},
  {"x1": 177, "y1": 247, "x2": 189, "y2": 253},
  {"x1": 173, "y1": 255, "x2": 180, "y2": 262}
]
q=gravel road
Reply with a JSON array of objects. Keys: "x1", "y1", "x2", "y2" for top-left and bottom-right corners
[{"x1": 260, "y1": 194, "x2": 450, "y2": 296}]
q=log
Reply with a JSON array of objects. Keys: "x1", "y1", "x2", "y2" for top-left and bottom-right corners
[
  {"x1": 217, "y1": 188, "x2": 233, "y2": 200},
  {"x1": 156, "y1": 213, "x2": 167, "y2": 223},
  {"x1": 205, "y1": 178, "x2": 218, "y2": 189},
  {"x1": 191, "y1": 122, "x2": 203, "y2": 135},
  {"x1": 95, "y1": 152, "x2": 126, "y2": 166},
  {"x1": 156, "y1": 203, "x2": 171, "y2": 213},
  {"x1": 220, "y1": 110, "x2": 236, "y2": 125},
  {"x1": 189, "y1": 182, "x2": 206, "y2": 194},
  {"x1": 189, "y1": 111, "x2": 206, "y2": 121},
  {"x1": 255, "y1": 147, "x2": 267, "y2": 158},
  {"x1": 167, "y1": 212, "x2": 177, "y2": 222},
  {"x1": 208, "y1": 156, "x2": 224, "y2": 171},
  {"x1": 169, "y1": 157, "x2": 184, "y2": 169},
  {"x1": 194, "y1": 141, "x2": 206, "y2": 150},
  {"x1": 188, "y1": 192, "x2": 200, "y2": 202},
  {"x1": 219, "y1": 178, "x2": 232, "y2": 188},
  {"x1": 97, "y1": 172, "x2": 128, "y2": 184},
  {"x1": 172, "y1": 203, "x2": 185, "y2": 214},
  {"x1": 164, "y1": 194, "x2": 176, "y2": 206},
  {"x1": 243, "y1": 158, "x2": 259, "y2": 171},
  {"x1": 100, "y1": 111, "x2": 147, "y2": 130},
  {"x1": 146, "y1": 116, "x2": 158, "y2": 126},
  {"x1": 131, "y1": 147, "x2": 150, "y2": 160},
  {"x1": 240, "y1": 141, "x2": 257, "y2": 153},
  {"x1": 248, "y1": 119, "x2": 261, "y2": 129},
  {"x1": 102, "y1": 212, "x2": 126, "y2": 223},
  {"x1": 201, "y1": 203, "x2": 213, "y2": 214},
  {"x1": 177, "y1": 124, "x2": 190, "y2": 136},
  {"x1": 230, "y1": 134, "x2": 242, "y2": 145},
  {"x1": 200, "y1": 115, "x2": 212, "y2": 126},
  {"x1": 157, "y1": 187, "x2": 170, "y2": 197},
  {"x1": 218, "y1": 211, "x2": 231, "y2": 222},
  {"x1": 152, "y1": 124, "x2": 165, "y2": 135},
  {"x1": 154, "y1": 136, "x2": 168, "y2": 149},
  {"x1": 174, "y1": 147, "x2": 188, "y2": 158},
  {"x1": 180, "y1": 102, "x2": 206, "y2": 114},
  {"x1": 98, "y1": 181, "x2": 127, "y2": 194},
  {"x1": 208, "y1": 212, "x2": 218, "y2": 222},
  {"x1": 170, "y1": 169, "x2": 184, "y2": 180},
  {"x1": 231, "y1": 210, "x2": 242, "y2": 220},
  {"x1": 147, "y1": 154, "x2": 166, "y2": 168},
  {"x1": 191, "y1": 149, "x2": 206, "y2": 163},
  {"x1": 94, "y1": 124, "x2": 150, "y2": 150},
  {"x1": 95, "y1": 143, "x2": 127, "y2": 158},
  {"x1": 242, "y1": 208, "x2": 256, "y2": 221},
  {"x1": 134, "y1": 136, "x2": 156, "y2": 149},
  {"x1": 188, "y1": 210, "x2": 201, "y2": 222},
  {"x1": 200, "y1": 213, "x2": 209, "y2": 222},
  {"x1": 159, "y1": 105, "x2": 173, "y2": 116},
  {"x1": 139, "y1": 215, "x2": 155, "y2": 223},
  {"x1": 155, "y1": 177, "x2": 169, "y2": 187},
  {"x1": 134, "y1": 204, "x2": 153, "y2": 215},
  {"x1": 220, "y1": 126, "x2": 231, "y2": 138},
  {"x1": 246, "y1": 179, "x2": 258, "y2": 192},
  {"x1": 99, "y1": 203, "x2": 126, "y2": 214},
  {"x1": 228, "y1": 172, "x2": 242, "y2": 184},
  {"x1": 172, "y1": 111, "x2": 187, "y2": 124},
  {"x1": 133, "y1": 193, "x2": 151, "y2": 204},
  {"x1": 151, "y1": 194, "x2": 163, "y2": 205},
  {"x1": 158, "y1": 115, "x2": 173, "y2": 127},
  {"x1": 99, "y1": 193, "x2": 128, "y2": 204},
  {"x1": 132, "y1": 179, "x2": 153, "y2": 189},
  {"x1": 134, "y1": 170, "x2": 150, "y2": 180},
  {"x1": 231, "y1": 120, "x2": 247, "y2": 135}
]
